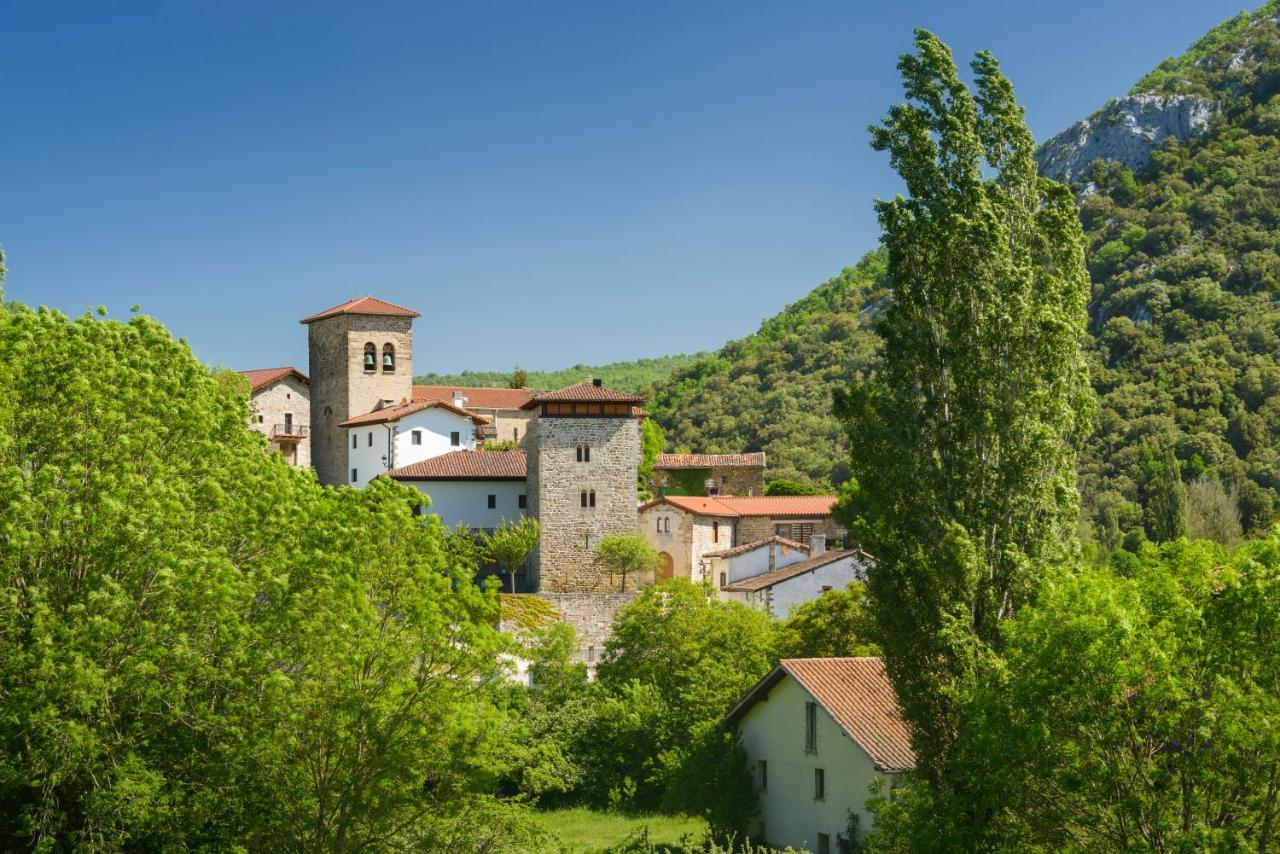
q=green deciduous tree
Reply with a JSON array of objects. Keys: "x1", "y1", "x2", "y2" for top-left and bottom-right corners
[
  {"x1": 639, "y1": 418, "x2": 665, "y2": 500},
  {"x1": 507, "y1": 366, "x2": 529, "y2": 388},
  {"x1": 488, "y1": 516, "x2": 541, "y2": 593},
  {"x1": 595, "y1": 533, "x2": 664, "y2": 592},
  {"x1": 777, "y1": 582, "x2": 880, "y2": 658},
  {"x1": 1146, "y1": 447, "x2": 1188, "y2": 542},
  {"x1": 834, "y1": 29, "x2": 1093, "y2": 789}
]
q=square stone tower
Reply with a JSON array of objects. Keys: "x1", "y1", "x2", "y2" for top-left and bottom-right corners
[
  {"x1": 301, "y1": 296, "x2": 421, "y2": 486},
  {"x1": 524, "y1": 381, "x2": 645, "y2": 591}
]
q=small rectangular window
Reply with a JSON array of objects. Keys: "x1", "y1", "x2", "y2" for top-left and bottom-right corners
[
  {"x1": 720, "y1": 572, "x2": 726, "y2": 587},
  {"x1": 758, "y1": 759, "x2": 768, "y2": 792},
  {"x1": 412, "y1": 430, "x2": 422, "y2": 445},
  {"x1": 487, "y1": 494, "x2": 496, "y2": 509},
  {"x1": 518, "y1": 494, "x2": 527, "y2": 509},
  {"x1": 713, "y1": 521, "x2": 719, "y2": 543},
  {"x1": 814, "y1": 768, "x2": 826, "y2": 802},
  {"x1": 805, "y1": 702, "x2": 818, "y2": 753},
  {"x1": 589, "y1": 490, "x2": 596, "y2": 508},
  {"x1": 817, "y1": 831, "x2": 830, "y2": 854},
  {"x1": 367, "y1": 432, "x2": 373, "y2": 447},
  {"x1": 450, "y1": 431, "x2": 460, "y2": 446},
  {"x1": 581, "y1": 491, "x2": 588, "y2": 508},
  {"x1": 352, "y1": 433, "x2": 357, "y2": 449},
  {"x1": 351, "y1": 469, "x2": 358, "y2": 483}
]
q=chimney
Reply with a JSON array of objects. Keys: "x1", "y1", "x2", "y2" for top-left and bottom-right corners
[
  {"x1": 452, "y1": 391, "x2": 467, "y2": 407},
  {"x1": 592, "y1": 378, "x2": 603, "y2": 388},
  {"x1": 809, "y1": 535, "x2": 827, "y2": 556}
]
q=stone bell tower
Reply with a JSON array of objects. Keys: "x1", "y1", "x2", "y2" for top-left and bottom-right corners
[
  {"x1": 525, "y1": 381, "x2": 645, "y2": 591},
  {"x1": 301, "y1": 296, "x2": 420, "y2": 486}
]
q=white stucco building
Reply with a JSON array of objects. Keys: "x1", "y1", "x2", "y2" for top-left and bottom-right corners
[
  {"x1": 719, "y1": 547, "x2": 872, "y2": 619},
  {"x1": 387, "y1": 449, "x2": 529, "y2": 532},
  {"x1": 726, "y1": 658, "x2": 915, "y2": 853},
  {"x1": 340, "y1": 398, "x2": 489, "y2": 487},
  {"x1": 702, "y1": 535, "x2": 811, "y2": 588}
]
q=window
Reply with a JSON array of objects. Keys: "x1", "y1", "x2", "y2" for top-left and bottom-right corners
[
  {"x1": 409, "y1": 430, "x2": 420, "y2": 445},
  {"x1": 589, "y1": 490, "x2": 596, "y2": 508},
  {"x1": 351, "y1": 468, "x2": 358, "y2": 483},
  {"x1": 817, "y1": 831, "x2": 830, "y2": 854},
  {"x1": 450, "y1": 431, "x2": 460, "y2": 446},
  {"x1": 257, "y1": 414, "x2": 264, "y2": 423},
  {"x1": 712, "y1": 521, "x2": 719, "y2": 543},
  {"x1": 513, "y1": 427, "x2": 519, "y2": 442},
  {"x1": 664, "y1": 517, "x2": 671, "y2": 533},
  {"x1": 363, "y1": 342, "x2": 376, "y2": 372},
  {"x1": 367, "y1": 432, "x2": 373, "y2": 447},
  {"x1": 581, "y1": 491, "x2": 588, "y2": 508},
  {"x1": 518, "y1": 494, "x2": 527, "y2": 509},
  {"x1": 284, "y1": 413, "x2": 293, "y2": 433},
  {"x1": 352, "y1": 434, "x2": 357, "y2": 449},
  {"x1": 587, "y1": 645, "x2": 595, "y2": 663},
  {"x1": 814, "y1": 768, "x2": 826, "y2": 801},
  {"x1": 487, "y1": 494, "x2": 496, "y2": 509},
  {"x1": 822, "y1": 585, "x2": 833, "y2": 593},
  {"x1": 778, "y1": 522, "x2": 815, "y2": 542},
  {"x1": 382, "y1": 343, "x2": 395, "y2": 372},
  {"x1": 758, "y1": 760, "x2": 768, "y2": 791},
  {"x1": 720, "y1": 572, "x2": 726, "y2": 587},
  {"x1": 656, "y1": 518, "x2": 662, "y2": 533},
  {"x1": 576, "y1": 444, "x2": 590, "y2": 462},
  {"x1": 581, "y1": 490, "x2": 596, "y2": 508},
  {"x1": 414, "y1": 504, "x2": 424, "y2": 516},
  {"x1": 805, "y1": 701, "x2": 818, "y2": 752}
]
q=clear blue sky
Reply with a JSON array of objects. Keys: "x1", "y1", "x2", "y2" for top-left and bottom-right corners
[{"x1": 0, "y1": 0, "x2": 1249, "y2": 374}]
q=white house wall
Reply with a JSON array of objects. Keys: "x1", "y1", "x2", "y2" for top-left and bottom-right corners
[
  {"x1": 737, "y1": 675, "x2": 891, "y2": 851},
  {"x1": 406, "y1": 480, "x2": 527, "y2": 531},
  {"x1": 345, "y1": 407, "x2": 478, "y2": 487},
  {"x1": 347, "y1": 425, "x2": 394, "y2": 486},
  {"x1": 768, "y1": 556, "x2": 866, "y2": 619}
]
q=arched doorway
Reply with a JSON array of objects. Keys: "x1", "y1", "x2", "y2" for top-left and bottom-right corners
[{"x1": 658, "y1": 551, "x2": 674, "y2": 582}]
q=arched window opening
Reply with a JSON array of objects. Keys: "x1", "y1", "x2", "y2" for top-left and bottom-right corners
[
  {"x1": 382, "y1": 343, "x2": 396, "y2": 372},
  {"x1": 363, "y1": 343, "x2": 376, "y2": 372}
]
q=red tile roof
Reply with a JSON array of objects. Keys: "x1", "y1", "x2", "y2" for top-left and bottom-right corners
[
  {"x1": 240, "y1": 366, "x2": 308, "y2": 392},
  {"x1": 639, "y1": 495, "x2": 839, "y2": 519},
  {"x1": 726, "y1": 658, "x2": 916, "y2": 774},
  {"x1": 720, "y1": 549, "x2": 870, "y2": 592},
  {"x1": 299, "y1": 295, "x2": 422, "y2": 324},
  {"x1": 521, "y1": 382, "x2": 645, "y2": 409},
  {"x1": 386, "y1": 450, "x2": 527, "y2": 480},
  {"x1": 702, "y1": 535, "x2": 810, "y2": 560},
  {"x1": 339, "y1": 398, "x2": 489, "y2": 428},
  {"x1": 655, "y1": 452, "x2": 766, "y2": 469},
  {"x1": 413, "y1": 385, "x2": 536, "y2": 410}
]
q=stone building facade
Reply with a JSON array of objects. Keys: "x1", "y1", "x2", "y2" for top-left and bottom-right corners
[
  {"x1": 526, "y1": 383, "x2": 644, "y2": 593},
  {"x1": 651, "y1": 452, "x2": 767, "y2": 497},
  {"x1": 241, "y1": 367, "x2": 312, "y2": 467},
  {"x1": 302, "y1": 297, "x2": 420, "y2": 486}
]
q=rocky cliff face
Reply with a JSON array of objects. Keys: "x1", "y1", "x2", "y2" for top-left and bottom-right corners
[{"x1": 1035, "y1": 94, "x2": 1217, "y2": 183}]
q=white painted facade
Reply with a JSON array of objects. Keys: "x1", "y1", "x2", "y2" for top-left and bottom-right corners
[
  {"x1": 404, "y1": 479, "x2": 528, "y2": 531},
  {"x1": 344, "y1": 405, "x2": 480, "y2": 487},
  {"x1": 721, "y1": 553, "x2": 869, "y2": 619},
  {"x1": 737, "y1": 675, "x2": 892, "y2": 851},
  {"x1": 709, "y1": 541, "x2": 809, "y2": 588}
]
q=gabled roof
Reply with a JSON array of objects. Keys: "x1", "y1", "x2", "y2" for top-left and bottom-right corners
[
  {"x1": 386, "y1": 450, "x2": 527, "y2": 481},
  {"x1": 638, "y1": 495, "x2": 839, "y2": 519},
  {"x1": 299, "y1": 295, "x2": 422, "y2": 324},
  {"x1": 520, "y1": 382, "x2": 645, "y2": 409},
  {"x1": 702, "y1": 535, "x2": 809, "y2": 560},
  {"x1": 721, "y1": 549, "x2": 870, "y2": 592},
  {"x1": 655, "y1": 452, "x2": 767, "y2": 469},
  {"x1": 240, "y1": 366, "x2": 309, "y2": 392},
  {"x1": 339, "y1": 398, "x2": 490, "y2": 428},
  {"x1": 725, "y1": 658, "x2": 916, "y2": 774},
  {"x1": 413, "y1": 385, "x2": 536, "y2": 410}
]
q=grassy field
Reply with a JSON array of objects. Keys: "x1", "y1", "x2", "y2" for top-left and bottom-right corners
[{"x1": 536, "y1": 807, "x2": 709, "y2": 852}]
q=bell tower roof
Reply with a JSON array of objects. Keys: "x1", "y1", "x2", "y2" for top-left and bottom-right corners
[{"x1": 300, "y1": 295, "x2": 421, "y2": 324}]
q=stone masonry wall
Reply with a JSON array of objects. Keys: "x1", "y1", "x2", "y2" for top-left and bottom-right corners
[
  {"x1": 308, "y1": 314, "x2": 413, "y2": 486},
  {"x1": 529, "y1": 414, "x2": 641, "y2": 592},
  {"x1": 535, "y1": 592, "x2": 636, "y2": 666},
  {"x1": 248, "y1": 375, "x2": 311, "y2": 467},
  {"x1": 652, "y1": 464, "x2": 765, "y2": 497},
  {"x1": 641, "y1": 504, "x2": 697, "y2": 581},
  {"x1": 735, "y1": 516, "x2": 846, "y2": 545}
]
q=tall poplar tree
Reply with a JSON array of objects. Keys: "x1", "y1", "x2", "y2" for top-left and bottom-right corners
[{"x1": 835, "y1": 31, "x2": 1093, "y2": 782}]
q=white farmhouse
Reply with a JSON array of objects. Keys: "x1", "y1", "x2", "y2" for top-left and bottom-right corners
[
  {"x1": 719, "y1": 546, "x2": 871, "y2": 619},
  {"x1": 386, "y1": 449, "x2": 529, "y2": 533},
  {"x1": 702, "y1": 535, "x2": 811, "y2": 588},
  {"x1": 340, "y1": 398, "x2": 490, "y2": 487},
  {"x1": 726, "y1": 658, "x2": 915, "y2": 853}
]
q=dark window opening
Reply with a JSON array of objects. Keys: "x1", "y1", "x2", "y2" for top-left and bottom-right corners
[
  {"x1": 817, "y1": 831, "x2": 830, "y2": 854},
  {"x1": 450, "y1": 431, "x2": 460, "y2": 446},
  {"x1": 382, "y1": 343, "x2": 395, "y2": 373},
  {"x1": 712, "y1": 521, "x2": 719, "y2": 543},
  {"x1": 814, "y1": 768, "x2": 826, "y2": 801},
  {"x1": 518, "y1": 494, "x2": 527, "y2": 509},
  {"x1": 487, "y1": 494, "x2": 496, "y2": 509},
  {"x1": 351, "y1": 469, "x2": 358, "y2": 483},
  {"x1": 352, "y1": 434, "x2": 357, "y2": 449},
  {"x1": 284, "y1": 413, "x2": 293, "y2": 433},
  {"x1": 411, "y1": 430, "x2": 422, "y2": 445},
  {"x1": 720, "y1": 572, "x2": 726, "y2": 587},
  {"x1": 805, "y1": 701, "x2": 818, "y2": 752},
  {"x1": 589, "y1": 490, "x2": 596, "y2": 508},
  {"x1": 368, "y1": 432, "x2": 373, "y2": 447},
  {"x1": 576, "y1": 444, "x2": 591, "y2": 462}
]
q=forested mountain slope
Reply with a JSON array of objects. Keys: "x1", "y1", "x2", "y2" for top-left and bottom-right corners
[
  {"x1": 649, "y1": 2, "x2": 1280, "y2": 542},
  {"x1": 415, "y1": 353, "x2": 706, "y2": 395}
]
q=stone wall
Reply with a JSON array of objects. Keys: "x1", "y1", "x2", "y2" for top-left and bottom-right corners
[
  {"x1": 652, "y1": 464, "x2": 766, "y2": 497},
  {"x1": 536, "y1": 592, "x2": 636, "y2": 665},
  {"x1": 735, "y1": 516, "x2": 846, "y2": 545},
  {"x1": 641, "y1": 504, "x2": 697, "y2": 581},
  {"x1": 529, "y1": 413, "x2": 642, "y2": 592},
  {"x1": 308, "y1": 314, "x2": 414, "y2": 486},
  {"x1": 248, "y1": 375, "x2": 311, "y2": 467}
]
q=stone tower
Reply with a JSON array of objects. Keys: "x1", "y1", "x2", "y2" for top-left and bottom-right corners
[
  {"x1": 301, "y1": 296, "x2": 421, "y2": 486},
  {"x1": 525, "y1": 381, "x2": 644, "y2": 591}
]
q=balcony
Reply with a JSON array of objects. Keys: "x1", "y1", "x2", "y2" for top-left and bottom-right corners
[{"x1": 270, "y1": 423, "x2": 309, "y2": 442}]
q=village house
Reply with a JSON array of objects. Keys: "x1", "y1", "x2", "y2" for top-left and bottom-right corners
[
  {"x1": 726, "y1": 658, "x2": 915, "y2": 852},
  {"x1": 719, "y1": 546, "x2": 871, "y2": 618},
  {"x1": 340, "y1": 397, "x2": 490, "y2": 487},
  {"x1": 240, "y1": 366, "x2": 311, "y2": 467},
  {"x1": 651, "y1": 451, "x2": 766, "y2": 496},
  {"x1": 413, "y1": 385, "x2": 535, "y2": 447},
  {"x1": 639, "y1": 494, "x2": 845, "y2": 583}
]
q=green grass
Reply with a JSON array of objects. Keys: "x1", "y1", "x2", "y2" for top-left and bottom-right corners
[{"x1": 535, "y1": 807, "x2": 708, "y2": 852}]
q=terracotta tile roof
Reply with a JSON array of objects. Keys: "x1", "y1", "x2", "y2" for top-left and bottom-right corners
[
  {"x1": 721, "y1": 549, "x2": 870, "y2": 592},
  {"x1": 240, "y1": 366, "x2": 308, "y2": 392},
  {"x1": 299, "y1": 295, "x2": 422, "y2": 324},
  {"x1": 725, "y1": 658, "x2": 916, "y2": 774},
  {"x1": 638, "y1": 495, "x2": 839, "y2": 519},
  {"x1": 386, "y1": 450, "x2": 527, "y2": 480},
  {"x1": 339, "y1": 398, "x2": 490, "y2": 428},
  {"x1": 702, "y1": 535, "x2": 810, "y2": 560},
  {"x1": 655, "y1": 452, "x2": 766, "y2": 469},
  {"x1": 413, "y1": 385, "x2": 536, "y2": 410},
  {"x1": 521, "y1": 382, "x2": 645, "y2": 409}
]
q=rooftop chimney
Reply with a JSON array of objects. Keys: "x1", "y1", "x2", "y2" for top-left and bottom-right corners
[
  {"x1": 452, "y1": 391, "x2": 467, "y2": 407},
  {"x1": 592, "y1": 378, "x2": 603, "y2": 388},
  {"x1": 809, "y1": 535, "x2": 827, "y2": 556}
]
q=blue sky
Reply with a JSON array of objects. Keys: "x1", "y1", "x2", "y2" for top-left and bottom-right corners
[{"x1": 0, "y1": 1, "x2": 1249, "y2": 374}]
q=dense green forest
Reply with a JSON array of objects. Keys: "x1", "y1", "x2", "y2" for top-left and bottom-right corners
[
  {"x1": 414, "y1": 353, "x2": 707, "y2": 394},
  {"x1": 649, "y1": 3, "x2": 1280, "y2": 546}
]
